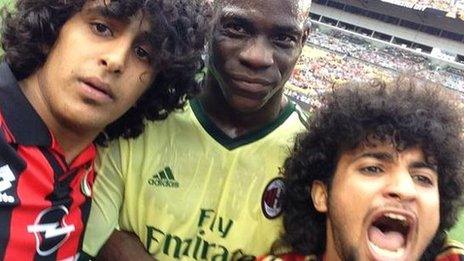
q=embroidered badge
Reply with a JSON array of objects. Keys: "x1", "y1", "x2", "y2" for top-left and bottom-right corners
[{"x1": 261, "y1": 177, "x2": 284, "y2": 219}]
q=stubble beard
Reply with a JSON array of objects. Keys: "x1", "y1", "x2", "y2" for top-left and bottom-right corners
[{"x1": 327, "y1": 199, "x2": 360, "y2": 261}]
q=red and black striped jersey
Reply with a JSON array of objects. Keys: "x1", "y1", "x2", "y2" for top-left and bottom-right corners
[{"x1": 0, "y1": 62, "x2": 96, "y2": 260}]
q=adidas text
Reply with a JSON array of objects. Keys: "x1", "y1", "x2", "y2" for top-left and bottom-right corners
[{"x1": 148, "y1": 167, "x2": 179, "y2": 188}]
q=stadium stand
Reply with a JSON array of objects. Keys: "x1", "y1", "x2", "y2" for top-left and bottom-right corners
[
  {"x1": 381, "y1": 0, "x2": 464, "y2": 16},
  {"x1": 286, "y1": 0, "x2": 464, "y2": 112},
  {"x1": 287, "y1": 29, "x2": 464, "y2": 110}
]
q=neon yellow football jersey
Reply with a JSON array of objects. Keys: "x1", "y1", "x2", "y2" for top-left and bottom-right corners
[{"x1": 83, "y1": 98, "x2": 308, "y2": 260}]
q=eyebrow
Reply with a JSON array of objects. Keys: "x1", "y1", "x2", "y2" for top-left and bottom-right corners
[
  {"x1": 220, "y1": 10, "x2": 303, "y2": 36},
  {"x1": 354, "y1": 151, "x2": 438, "y2": 172},
  {"x1": 273, "y1": 26, "x2": 303, "y2": 38},
  {"x1": 220, "y1": 13, "x2": 254, "y2": 29},
  {"x1": 410, "y1": 161, "x2": 438, "y2": 172},
  {"x1": 354, "y1": 152, "x2": 394, "y2": 162},
  {"x1": 84, "y1": 4, "x2": 129, "y2": 22}
]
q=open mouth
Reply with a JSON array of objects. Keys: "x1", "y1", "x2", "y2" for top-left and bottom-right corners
[{"x1": 367, "y1": 212, "x2": 412, "y2": 259}]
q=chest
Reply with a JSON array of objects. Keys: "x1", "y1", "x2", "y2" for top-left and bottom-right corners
[{"x1": 0, "y1": 144, "x2": 94, "y2": 260}]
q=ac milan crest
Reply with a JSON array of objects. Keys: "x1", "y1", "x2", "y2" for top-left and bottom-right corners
[{"x1": 261, "y1": 178, "x2": 284, "y2": 219}]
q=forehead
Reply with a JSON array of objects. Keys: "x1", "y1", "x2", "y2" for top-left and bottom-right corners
[
  {"x1": 341, "y1": 140, "x2": 433, "y2": 165},
  {"x1": 83, "y1": 0, "x2": 144, "y2": 21},
  {"x1": 217, "y1": 0, "x2": 310, "y2": 27},
  {"x1": 82, "y1": 1, "x2": 151, "y2": 28}
]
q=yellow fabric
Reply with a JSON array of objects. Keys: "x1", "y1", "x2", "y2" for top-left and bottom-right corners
[{"x1": 83, "y1": 100, "x2": 307, "y2": 259}]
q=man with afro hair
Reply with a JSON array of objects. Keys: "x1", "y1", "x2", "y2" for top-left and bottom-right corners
[{"x1": 261, "y1": 77, "x2": 464, "y2": 261}]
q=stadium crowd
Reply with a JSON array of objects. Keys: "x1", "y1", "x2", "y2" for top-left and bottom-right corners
[
  {"x1": 384, "y1": 0, "x2": 464, "y2": 14},
  {"x1": 287, "y1": 29, "x2": 464, "y2": 109}
]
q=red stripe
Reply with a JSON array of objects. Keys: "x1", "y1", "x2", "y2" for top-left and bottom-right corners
[
  {"x1": 0, "y1": 114, "x2": 14, "y2": 143},
  {"x1": 55, "y1": 168, "x2": 91, "y2": 260},
  {"x1": 436, "y1": 254, "x2": 462, "y2": 261},
  {"x1": 1, "y1": 129, "x2": 95, "y2": 259},
  {"x1": 4, "y1": 147, "x2": 54, "y2": 261}
]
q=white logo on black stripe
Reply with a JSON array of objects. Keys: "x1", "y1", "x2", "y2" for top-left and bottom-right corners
[
  {"x1": 0, "y1": 164, "x2": 15, "y2": 203},
  {"x1": 27, "y1": 206, "x2": 76, "y2": 256}
]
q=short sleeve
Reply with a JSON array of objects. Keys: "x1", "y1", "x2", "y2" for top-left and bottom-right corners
[{"x1": 81, "y1": 141, "x2": 126, "y2": 257}]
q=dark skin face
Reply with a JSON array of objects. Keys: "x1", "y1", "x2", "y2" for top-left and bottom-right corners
[
  {"x1": 200, "y1": 0, "x2": 310, "y2": 137},
  {"x1": 96, "y1": 1, "x2": 312, "y2": 259}
]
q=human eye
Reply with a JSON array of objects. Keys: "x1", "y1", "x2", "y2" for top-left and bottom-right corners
[
  {"x1": 411, "y1": 170, "x2": 436, "y2": 187},
  {"x1": 222, "y1": 21, "x2": 248, "y2": 37},
  {"x1": 412, "y1": 175, "x2": 434, "y2": 186},
  {"x1": 134, "y1": 46, "x2": 152, "y2": 63},
  {"x1": 90, "y1": 22, "x2": 113, "y2": 37},
  {"x1": 359, "y1": 165, "x2": 384, "y2": 175},
  {"x1": 274, "y1": 34, "x2": 297, "y2": 48}
]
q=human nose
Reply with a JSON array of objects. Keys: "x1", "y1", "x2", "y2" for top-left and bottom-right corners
[
  {"x1": 384, "y1": 170, "x2": 417, "y2": 202},
  {"x1": 238, "y1": 36, "x2": 274, "y2": 69},
  {"x1": 99, "y1": 40, "x2": 131, "y2": 74}
]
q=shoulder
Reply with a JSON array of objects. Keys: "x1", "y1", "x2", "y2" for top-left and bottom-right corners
[
  {"x1": 143, "y1": 102, "x2": 194, "y2": 131},
  {"x1": 435, "y1": 238, "x2": 464, "y2": 260},
  {"x1": 282, "y1": 101, "x2": 310, "y2": 131},
  {"x1": 96, "y1": 102, "x2": 195, "y2": 166}
]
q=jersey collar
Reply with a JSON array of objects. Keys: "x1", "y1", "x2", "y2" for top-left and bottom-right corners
[
  {"x1": 190, "y1": 98, "x2": 296, "y2": 150},
  {"x1": 0, "y1": 62, "x2": 52, "y2": 146}
]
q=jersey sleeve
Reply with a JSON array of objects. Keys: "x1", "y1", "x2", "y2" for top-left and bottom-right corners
[{"x1": 81, "y1": 141, "x2": 126, "y2": 257}]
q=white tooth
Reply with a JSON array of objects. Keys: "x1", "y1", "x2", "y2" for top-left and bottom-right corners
[
  {"x1": 384, "y1": 213, "x2": 407, "y2": 221},
  {"x1": 369, "y1": 241, "x2": 405, "y2": 258}
]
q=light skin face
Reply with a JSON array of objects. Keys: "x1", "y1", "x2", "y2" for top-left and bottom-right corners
[
  {"x1": 208, "y1": 0, "x2": 311, "y2": 113},
  {"x1": 20, "y1": 0, "x2": 156, "y2": 160},
  {"x1": 312, "y1": 143, "x2": 440, "y2": 261}
]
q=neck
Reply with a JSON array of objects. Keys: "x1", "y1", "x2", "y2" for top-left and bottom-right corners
[
  {"x1": 19, "y1": 73, "x2": 97, "y2": 164},
  {"x1": 199, "y1": 75, "x2": 287, "y2": 138},
  {"x1": 53, "y1": 128, "x2": 95, "y2": 164},
  {"x1": 325, "y1": 221, "x2": 343, "y2": 261}
]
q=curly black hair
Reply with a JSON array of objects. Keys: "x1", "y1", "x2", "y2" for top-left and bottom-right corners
[
  {"x1": 281, "y1": 77, "x2": 464, "y2": 260},
  {"x1": 1, "y1": 0, "x2": 211, "y2": 145}
]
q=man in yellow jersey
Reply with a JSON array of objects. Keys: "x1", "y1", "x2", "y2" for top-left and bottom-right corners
[{"x1": 81, "y1": 0, "x2": 312, "y2": 259}]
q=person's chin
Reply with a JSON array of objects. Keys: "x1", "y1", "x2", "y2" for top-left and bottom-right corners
[{"x1": 228, "y1": 95, "x2": 266, "y2": 113}]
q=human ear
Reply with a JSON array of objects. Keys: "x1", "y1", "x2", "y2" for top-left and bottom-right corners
[
  {"x1": 310, "y1": 180, "x2": 328, "y2": 213},
  {"x1": 301, "y1": 21, "x2": 311, "y2": 44}
]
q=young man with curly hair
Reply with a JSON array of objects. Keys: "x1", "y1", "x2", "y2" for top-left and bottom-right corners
[
  {"x1": 81, "y1": 0, "x2": 312, "y2": 259},
  {"x1": 259, "y1": 78, "x2": 464, "y2": 261},
  {"x1": 0, "y1": 0, "x2": 208, "y2": 259}
]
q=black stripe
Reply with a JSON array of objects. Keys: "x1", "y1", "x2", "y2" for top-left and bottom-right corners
[
  {"x1": 77, "y1": 250, "x2": 95, "y2": 261},
  {"x1": 77, "y1": 194, "x2": 93, "y2": 254},
  {"x1": 35, "y1": 148, "x2": 74, "y2": 261},
  {"x1": 40, "y1": 148, "x2": 73, "y2": 206},
  {"x1": 0, "y1": 62, "x2": 51, "y2": 146},
  {"x1": 0, "y1": 130, "x2": 24, "y2": 259},
  {"x1": 165, "y1": 167, "x2": 175, "y2": 180}
]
